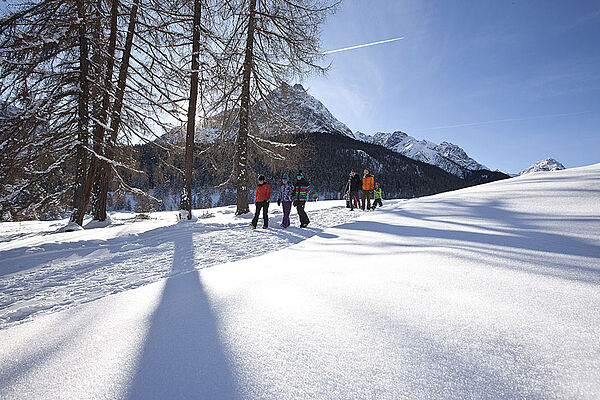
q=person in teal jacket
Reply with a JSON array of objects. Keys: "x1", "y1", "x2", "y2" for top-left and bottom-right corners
[
  {"x1": 372, "y1": 183, "x2": 383, "y2": 210},
  {"x1": 293, "y1": 170, "x2": 317, "y2": 228}
]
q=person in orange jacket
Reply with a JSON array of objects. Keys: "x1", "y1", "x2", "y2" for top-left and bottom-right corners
[
  {"x1": 251, "y1": 175, "x2": 271, "y2": 229},
  {"x1": 361, "y1": 169, "x2": 374, "y2": 210}
]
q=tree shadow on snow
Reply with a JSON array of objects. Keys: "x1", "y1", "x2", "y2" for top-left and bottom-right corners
[
  {"x1": 0, "y1": 208, "x2": 340, "y2": 278},
  {"x1": 334, "y1": 198, "x2": 600, "y2": 285},
  {"x1": 125, "y1": 231, "x2": 240, "y2": 400}
]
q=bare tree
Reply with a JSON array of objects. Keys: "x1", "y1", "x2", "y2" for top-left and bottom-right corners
[
  {"x1": 221, "y1": 0, "x2": 338, "y2": 215},
  {"x1": 180, "y1": 0, "x2": 202, "y2": 219},
  {"x1": 0, "y1": 1, "x2": 82, "y2": 220},
  {"x1": 70, "y1": 0, "x2": 91, "y2": 225},
  {"x1": 0, "y1": 0, "x2": 336, "y2": 222},
  {"x1": 76, "y1": 0, "x2": 120, "y2": 225},
  {"x1": 93, "y1": 0, "x2": 140, "y2": 222}
]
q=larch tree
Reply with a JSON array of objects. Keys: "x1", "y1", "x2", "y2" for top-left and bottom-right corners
[
  {"x1": 0, "y1": 0, "x2": 88, "y2": 221},
  {"x1": 223, "y1": 0, "x2": 338, "y2": 215},
  {"x1": 179, "y1": 0, "x2": 202, "y2": 219},
  {"x1": 75, "y1": 0, "x2": 120, "y2": 225},
  {"x1": 92, "y1": 0, "x2": 141, "y2": 222}
]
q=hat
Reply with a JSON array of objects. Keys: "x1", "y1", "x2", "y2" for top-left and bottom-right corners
[
  {"x1": 258, "y1": 175, "x2": 265, "y2": 181},
  {"x1": 296, "y1": 170, "x2": 304, "y2": 178},
  {"x1": 282, "y1": 173, "x2": 290, "y2": 180}
]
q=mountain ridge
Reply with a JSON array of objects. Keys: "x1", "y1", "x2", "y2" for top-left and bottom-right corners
[
  {"x1": 162, "y1": 83, "x2": 496, "y2": 179},
  {"x1": 353, "y1": 130, "x2": 488, "y2": 178}
]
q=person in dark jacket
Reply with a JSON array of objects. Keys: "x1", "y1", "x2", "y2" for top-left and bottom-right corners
[
  {"x1": 277, "y1": 173, "x2": 294, "y2": 228},
  {"x1": 347, "y1": 170, "x2": 362, "y2": 211},
  {"x1": 293, "y1": 170, "x2": 316, "y2": 228},
  {"x1": 251, "y1": 175, "x2": 271, "y2": 229}
]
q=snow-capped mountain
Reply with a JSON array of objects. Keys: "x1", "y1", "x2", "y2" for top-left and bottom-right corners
[
  {"x1": 435, "y1": 141, "x2": 488, "y2": 171},
  {"x1": 255, "y1": 83, "x2": 354, "y2": 137},
  {"x1": 163, "y1": 83, "x2": 353, "y2": 144},
  {"x1": 519, "y1": 158, "x2": 565, "y2": 175},
  {"x1": 160, "y1": 83, "x2": 492, "y2": 179},
  {"x1": 355, "y1": 131, "x2": 488, "y2": 178}
]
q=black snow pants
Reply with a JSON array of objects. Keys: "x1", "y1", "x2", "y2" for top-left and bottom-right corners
[
  {"x1": 252, "y1": 201, "x2": 269, "y2": 228},
  {"x1": 295, "y1": 201, "x2": 309, "y2": 226}
]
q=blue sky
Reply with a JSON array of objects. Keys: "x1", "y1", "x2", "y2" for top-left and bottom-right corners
[{"x1": 304, "y1": 0, "x2": 600, "y2": 173}]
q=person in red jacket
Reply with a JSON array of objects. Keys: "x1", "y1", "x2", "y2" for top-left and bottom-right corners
[{"x1": 251, "y1": 175, "x2": 271, "y2": 229}]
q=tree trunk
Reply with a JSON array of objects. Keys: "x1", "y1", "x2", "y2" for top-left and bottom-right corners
[
  {"x1": 180, "y1": 0, "x2": 202, "y2": 219},
  {"x1": 71, "y1": 0, "x2": 90, "y2": 225},
  {"x1": 81, "y1": 0, "x2": 119, "y2": 222},
  {"x1": 94, "y1": 0, "x2": 139, "y2": 221},
  {"x1": 234, "y1": 0, "x2": 257, "y2": 215}
]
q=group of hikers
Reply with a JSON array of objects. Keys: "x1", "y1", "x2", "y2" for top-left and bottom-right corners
[
  {"x1": 251, "y1": 169, "x2": 383, "y2": 229},
  {"x1": 345, "y1": 169, "x2": 383, "y2": 212}
]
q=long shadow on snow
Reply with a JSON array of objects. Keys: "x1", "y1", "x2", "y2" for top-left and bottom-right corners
[
  {"x1": 336, "y1": 220, "x2": 599, "y2": 260},
  {"x1": 0, "y1": 208, "x2": 341, "y2": 278},
  {"x1": 125, "y1": 231, "x2": 240, "y2": 400},
  {"x1": 334, "y1": 199, "x2": 600, "y2": 284}
]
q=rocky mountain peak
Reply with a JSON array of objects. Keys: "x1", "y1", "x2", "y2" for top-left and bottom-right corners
[
  {"x1": 519, "y1": 158, "x2": 565, "y2": 175},
  {"x1": 356, "y1": 131, "x2": 488, "y2": 178}
]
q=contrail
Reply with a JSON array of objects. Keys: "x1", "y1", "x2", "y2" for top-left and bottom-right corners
[
  {"x1": 322, "y1": 37, "x2": 404, "y2": 55},
  {"x1": 420, "y1": 111, "x2": 592, "y2": 131}
]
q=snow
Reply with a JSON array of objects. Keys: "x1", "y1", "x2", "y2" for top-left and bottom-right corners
[
  {"x1": 56, "y1": 221, "x2": 84, "y2": 233},
  {"x1": 0, "y1": 202, "x2": 358, "y2": 328},
  {"x1": 164, "y1": 83, "x2": 354, "y2": 144},
  {"x1": 519, "y1": 157, "x2": 566, "y2": 175},
  {"x1": 1, "y1": 164, "x2": 599, "y2": 399},
  {"x1": 358, "y1": 131, "x2": 489, "y2": 177},
  {"x1": 83, "y1": 214, "x2": 112, "y2": 229}
]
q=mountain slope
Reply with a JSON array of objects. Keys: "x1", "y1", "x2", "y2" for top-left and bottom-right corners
[
  {"x1": 297, "y1": 132, "x2": 467, "y2": 199},
  {"x1": 519, "y1": 158, "x2": 565, "y2": 175},
  {"x1": 161, "y1": 84, "x2": 493, "y2": 178},
  {"x1": 1, "y1": 164, "x2": 598, "y2": 399},
  {"x1": 255, "y1": 83, "x2": 354, "y2": 137},
  {"x1": 163, "y1": 83, "x2": 354, "y2": 144},
  {"x1": 357, "y1": 131, "x2": 488, "y2": 178},
  {"x1": 142, "y1": 84, "x2": 508, "y2": 210}
]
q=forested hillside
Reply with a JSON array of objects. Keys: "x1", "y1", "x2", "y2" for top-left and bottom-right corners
[{"x1": 132, "y1": 132, "x2": 508, "y2": 212}]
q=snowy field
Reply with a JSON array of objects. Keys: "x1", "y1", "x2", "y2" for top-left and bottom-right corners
[
  {"x1": 0, "y1": 201, "x2": 358, "y2": 328},
  {"x1": 1, "y1": 164, "x2": 599, "y2": 399}
]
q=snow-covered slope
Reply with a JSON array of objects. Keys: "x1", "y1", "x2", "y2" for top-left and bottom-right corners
[
  {"x1": 357, "y1": 130, "x2": 488, "y2": 178},
  {"x1": 1, "y1": 164, "x2": 599, "y2": 399},
  {"x1": 435, "y1": 141, "x2": 487, "y2": 170},
  {"x1": 0, "y1": 202, "x2": 358, "y2": 328},
  {"x1": 519, "y1": 158, "x2": 565, "y2": 175}
]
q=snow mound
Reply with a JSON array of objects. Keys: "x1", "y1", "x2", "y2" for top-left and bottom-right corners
[
  {"x1": 56, "y1": 221, "x2": 84, "y2": 233},
  {"x1": 177, "y1": 210, "x2": 199, "y2": 222},
  {"x1": 84, "y1": 214, "x2": 113, "y2": 229}
]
